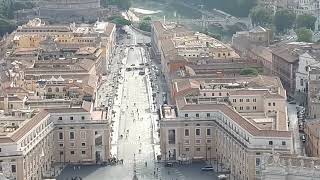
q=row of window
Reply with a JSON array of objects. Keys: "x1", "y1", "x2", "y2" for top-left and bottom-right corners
[
  {"x1": 59, "y1": 142, "x2": 86, "y2": 147},
  {"x1": 60, "y1": 150, "x2": 86, "y2": 155},
  {"x1": 235, "y1": 106, "x2": 257, "y2": 111},
  {"x1": 58, "y1": 131, "x2": 86, "y2": 140},
  {"x1": 184, "y1": 128, "x2": 211, "y2": 136},
  {"x1": 48, "y1": 87, "x2": 66, "y2": 93},
  {"x1": 232, "y1": 98, "x2": 257, "y2": 103},
  {"x1": 58, "y1": 116, "x2": 85, "y2": 120},
  {"x1": 203, "y1": 92, "x2": 227, "y2": 97},
  {"x1": 184, "y1": 146, "x2": 212, "y2": 152},
  {"x1": 184, "y1": 139, "x2": 212, "y2": 145},
  {"x1": 268, "y1": 102, "x2": 276, "y2": 106},
  {"x1": 184, "y1": 113, "x2": 211, "y2": 118}
]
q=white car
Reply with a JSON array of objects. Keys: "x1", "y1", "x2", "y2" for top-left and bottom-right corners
[{"x1": 218, "y1": 174, "x2": 227, "y2": 179}]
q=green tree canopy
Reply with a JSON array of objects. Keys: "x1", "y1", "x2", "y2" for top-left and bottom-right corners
[
  {"x1": 0, "y1": 18, "x2": 15, "y2": 36},
  {"x1": 0, "y1": 0, "x2": 15, "y2": 19},
  {"x1": 296, "y1": 27, "x2": 313, "y2": 42},
  {"x1": 110, "y1": 17, "x2": 132, "y2": 27},
  {"x1": 249, "y1": 6, "x2": 273, "y2": 26},
  {"x1": 296, "y1": 14, "x2": 316, "y2": 30},
  {"x1": 240, "y1": 68, "x2": 259, "y2": 76},
  {"x1": 138, "y1": 21, "x2": 151, "y2": 32},
  {"x1": 274, "y1": 9, "x2": 296, "y2": 33}
]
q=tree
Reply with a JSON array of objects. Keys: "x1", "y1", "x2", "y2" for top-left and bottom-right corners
[
  {"x1": 296, "y1": 14, "x2": 317, "y2": 30},
  {"x1": 138, "y1": 21, "x2": 151, "y2": 32},
  {"x1": 0, "y1": 18, "x2": 15, "y2": 36},
  {"x1": 296, "y1": 27, "x2": 313, "y2": 42},
  {"x1": 0, "y1": 0, "x2": 15, "y2": 19},
  {"x1": 249, "y1": 6, "x2": 273, "y2": 26},
  {"x1": 111, "y1": 17, "x2": 131, "y2": 27},
  {"x1": 240, "y1": 68, "x2": 259, "y2": 76},
  {"x1": 274, "y1": 9, "x2": 296, "y2": 33}
]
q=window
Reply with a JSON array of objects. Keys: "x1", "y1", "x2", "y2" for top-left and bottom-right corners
[
  {"x1": 81, "y1": 127, "x2": 85, "y2": 129},
  {"x1": 82, "y1": 151, "x2": 86, "y2": 155},
  {"x1": 0, "y1": 148, "x2": 1, "y2": 152},
  {"x1": 58, "y1": 117, "x2": 62, "y2": 120},
  {"x1": 70, "y1": 127, "x2": 74, "y2": 129},
  {"x1": 59, "y1": 132, "x2": 63, "y2": 140},
  {"x1": 206, "y1": 139, "x2": 211, "y2": 143},
  {"x1": 185, "y1": 148, "x2": 190, "y2": 152},
  {"x1": 184, "y1": 139, "x2": 190, "y2": 145},
  {"x1": 268, "y1": 141, "x2": 273, "y2": 145},
  {"x1": 70, "y1": 151, "x2": 75, "y2": 155},
  {"x1": 55, "y1": 87, "x2": 59, "y2": 92},
  {"x1": 58, "y1": 127, "x2": 63, "y2": 129},
  {"x1": 268, "y1": 103, "x2": 271, "y2": 106},
  {"x1": 69, "y1": 132, "x2": 75, "y2": 140},
  {"x1": 81, "y1": 116, "x2": 85, "y2": 120},
  {"x1": 253, "y1": 98, "x2": 256, "y2": 102},
  {"x1": 196, "y1": 147, "x2": 201, "y2": 151},
  {"x1": 82, "y1": 143, "x2": 86, "y2": 146},
  {"x1": 246, "y1": 106, "x2": 250, "y2": 110},
  {"x1": 60, "y1": 151, "x2": 64, "y2": 155},
  {"x1": 212, "y1": 93, "x2": 214, "y2": 96},
  {"x1": 240, "y1": 99, "x2": 243, "y2": 102},
  {"x1": 246, "y1": 99, "x2": 249, "y2": 102},
  {"x1": 240, "y1": 107, "x2": 243, "y2": 110},
  {"x1": 206, "y1": 129, "x2": 211, "y2": 136},
  {"x1": 273, "y1": 102, "x2": 275, "y2": 106},
  {"x1": 203, "y1": 93, "x2": 206, "y2": 96},
  {"x1": 206, "y1": 113, "x2": 210, "y2": 117},
  {"x1": 300, "y1": 79, "x2": 303, "y2": 86},
  {"x1": 80, "y1": 131, "x2": 86, "y2": 139},
  {"x1": 184, "y1": 129, "x2": 189, "y2": 136},
  {"x1": 219, "y1": 92, "x2": 222, "y2": 96},
  {"x1": 185, "y1": 114, "x2": 189, "y2": 118},
  {"x1": 282, "y1": 141, "x2": 286, "y2": 146},
  {"x1": 70, "y1": 116, "x2": 74, "y2": 120},
  {"x1": 70, "y1": 142, "x2": 75, "y2": 147},
  {"x1": 233, "y1": 99, "x2": 236, "y2": 102},
  {"x1": 168, "y1": 130, "x2": 176, "y2": 144},
  {"x1": 59, "y1": 143, "x2": 63, "y2": 147},
  {"x1": 196, "y1": 129, "x2": 201, "y2": 136},
  {"x1": 256, "y1": 158, "x2": 261, "y2": 166},
  {"x1": 11, "y1": 165, "x2": 16, "y2": 173},
  {"x1": 196, "y1": 113, "x2": 199, "y2": 118}
]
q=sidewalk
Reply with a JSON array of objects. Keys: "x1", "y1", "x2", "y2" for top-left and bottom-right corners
[{"x1": 110, "y1": 49, "x2": 128, "y2": 158}]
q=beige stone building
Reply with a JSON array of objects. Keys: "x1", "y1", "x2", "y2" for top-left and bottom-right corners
[
  {"x1": 0, "y1": 104, "x2": 111, "y2": 180},
  {"x1": 160, "y1": 76, "x2": 292, "y2": 180}
]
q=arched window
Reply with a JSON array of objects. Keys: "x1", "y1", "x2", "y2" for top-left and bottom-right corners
[
  {"x1": 48, "y1": 88, "x2": 52, "y2": 92},
  {"x1": 55, "y1": 87, "x2": 59, "y2": 92},
  {"x1": 63, "y1": 87, "x2": 66, "y2": 92}
]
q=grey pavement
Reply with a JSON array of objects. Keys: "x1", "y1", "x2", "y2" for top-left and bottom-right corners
[{"x1": 58, "y1": 26, "x2": 218, "y2": 180}]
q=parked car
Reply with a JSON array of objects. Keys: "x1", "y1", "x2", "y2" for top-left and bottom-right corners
[
  {"x1": 218, "y1": 174, "x2": 228, "y2": 179},
  {"x1": 165, "y1": 162, "x2": 173, "y2": 167},
  {"x1": 201, "y1": 166, "x2": 214, "y2": 171},
  {"x1": 301, "y1": 135, "x2": 306, "y2": 142}
]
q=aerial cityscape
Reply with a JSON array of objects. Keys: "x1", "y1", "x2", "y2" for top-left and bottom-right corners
[{"x1": 1, "y1": 0, "x2": 320, "y2": 179}]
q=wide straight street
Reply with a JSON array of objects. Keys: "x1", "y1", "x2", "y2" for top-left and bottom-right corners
[{"x1": 58, "y1": 26, "x2": 217, "y2": 180}]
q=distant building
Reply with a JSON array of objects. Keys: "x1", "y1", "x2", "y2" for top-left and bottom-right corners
[
  {"x1": 232, "y1": 26, "x2": 273, "y2": 74},
  {"x1": 271, "y1": 42, "x2": 320, "y2": 105},
  {"x1": 39, "y1": 0, "x2": 101, "y2": 22}
]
